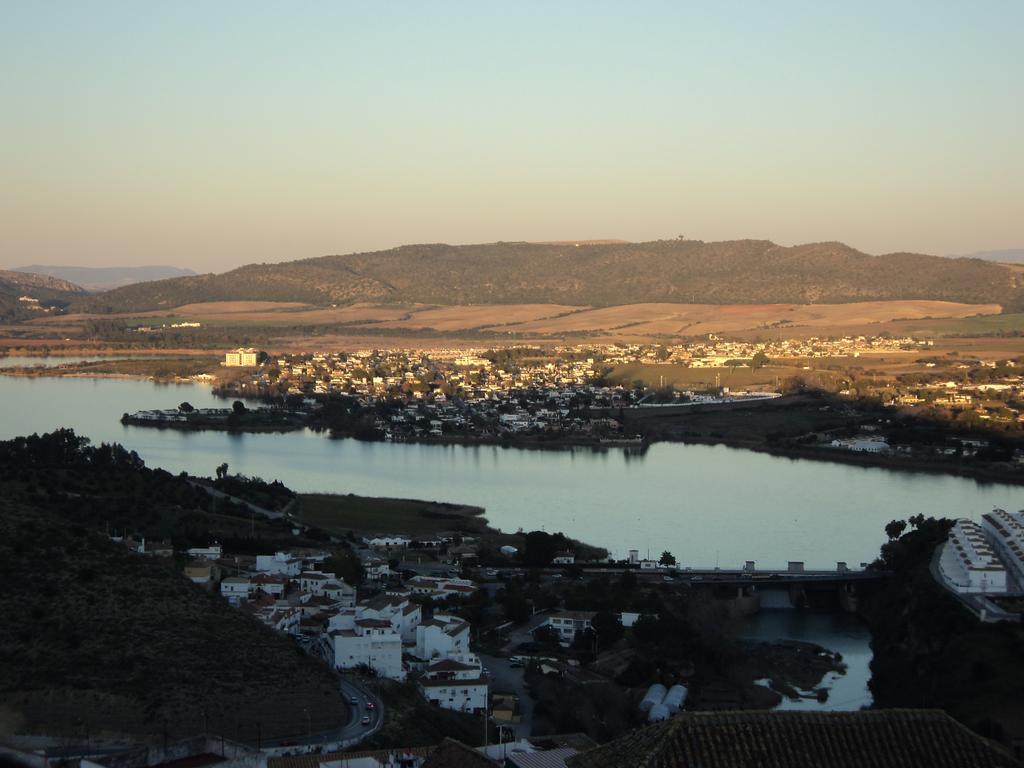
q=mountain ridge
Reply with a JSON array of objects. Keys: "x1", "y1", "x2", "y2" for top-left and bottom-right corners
[
  {"x1": 72, "y1": 239, "x2": 1024, "y2": 313},
  {"x1": 12, "y1": 264, "x2": 196, "y2": 292}
]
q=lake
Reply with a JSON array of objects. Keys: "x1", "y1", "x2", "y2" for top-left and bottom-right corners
[{"x1": 4, "y1": 374, "x2": 1020, "y2": 570}]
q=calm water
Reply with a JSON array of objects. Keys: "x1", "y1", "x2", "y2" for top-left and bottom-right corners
[
  {"x1": 0, "y1": 355, "x2": 135, "y2": 368},
  {"x1": 3, "y1": 374, "x2": 1022, "y2": 570},
  {"x1": 740, "y1": 608, "x2": 873, "y2": 711}
]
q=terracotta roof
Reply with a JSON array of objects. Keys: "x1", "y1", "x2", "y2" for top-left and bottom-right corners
[
  {"x1": 269, "y1": 746, "x2": 434, "y2": 768},
  {"x1": 566, "y1": 710, "x2": 1022, "y2": 768},
  {"x1": 421, "y1": 738, "x2": 497, "y2": 767}
]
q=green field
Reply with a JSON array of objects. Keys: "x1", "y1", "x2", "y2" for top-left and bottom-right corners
[{"x1": 296, "y1": 493, "x2": 487, "y2": 537}]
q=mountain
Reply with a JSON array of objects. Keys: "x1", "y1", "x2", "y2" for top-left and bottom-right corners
[
  {"x1": 0, "y1": 269, "x2": 87, "y2": 319},
  {"x1": 955, "y1": 249, "x2": 1024, "y2": 264},
  {"x1": 12, "y1": 264, "x2": 197, "y2": 292},
  {"x1": 0, "y1": 430, "x2": 348, "y2": 741},
  {"x1": 73, "y1": 239, "x2": 1024, "y2": 313}
]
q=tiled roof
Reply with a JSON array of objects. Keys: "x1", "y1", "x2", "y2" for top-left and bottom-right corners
[
  {"x1": 566, "y1": 710, "x2": 1022, "y2": 768},
  {"x1": 421, "y1": 738, "x2": 497, "y2": 767},
  {"x1": 269, "y1": 746, "x2": 434, "y2": 768}
]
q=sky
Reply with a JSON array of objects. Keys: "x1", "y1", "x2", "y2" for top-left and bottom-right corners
[{"x1": 1, "y1": 2, "x2": 1022, "y2": 272}]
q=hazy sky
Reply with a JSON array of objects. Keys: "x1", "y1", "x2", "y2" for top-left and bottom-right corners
[{"x1": 2, "y1": 2, "x2": 1021, "y2": 272}]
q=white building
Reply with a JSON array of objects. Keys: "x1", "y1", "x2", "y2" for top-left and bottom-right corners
[
  {"x1": 418, "y1": 657, "x2": 488, "y2": 714},
  {"x1": 982, "y1": 508, "x2": 1024, "y2": 583},
  {"x1": 939, "y1": 518, "x2": 1008, "y2": 594},
  {"x1": 256, "y1": 551, "x2": 301, "y2": 577},
  {"x1": 224, "y1": 348, "x2": 259, "y2": 367},
  {"x1": 328, "y1": 615, "x2": 405, "y2": 680},
  {"x1": 251, "y1": 573, "x2": 287, "y2": 597},
  {"x1": 220, "y1": 576, "x2": 253, "y2": 605},
  {"x1": 186, "y1": 544, "x2": 222, "y2": 560},
  {"x1": 406, "y1": 575, "x2": 478, "y2": 601},
  {"x1": 359, "y1": 594, "x2": 423, "y2": 642},
  {"x1": 537, "y1": 610, "x2": 596, "y2": 645},
  {"x1": 414, "y1": 613, "x2": 471, "y2": 662}
]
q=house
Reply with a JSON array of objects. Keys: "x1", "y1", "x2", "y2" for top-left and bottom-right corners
[
  {"x1": 358, "y1": 594, "x2": 423, "y2": 642},
  {"x1": 220, "y1": 576, "x2": 253, "y2": 605},
  {"x1": 186, "y1": 544, "x2": 222, "y2": 560},
  {"x1": 564, "y1": 710, "x2": 1023, "y2": 768},
  {"x1": 254, "y1": 605, "x2": 302, "y2": 636},
  {"x1": 407, "y1": 575, "x2": 479, "y2": 601},
  {"x1": 419, "y1": 657, "x2": 489, "y2": 714},
  {"x1": 322, "y1": 580, "x2": 356, "y2": 607},
  {"x1": 536, "y1": 611, "x2": 596, "y2": 645},
  {"x1": 415, "y1": 614, "x2": 471, "y2": 662},
  {"x1": 251, "y1": 573, "x2": 288, "y2": 598},
  {"x1": 363, "y1": 535, "x2": 412, "y2": 550},
  {"x1": 184, "y1": 563, "x2": 215, "y2": 585},
  {"x1": 256, "y1": 551, "x2": 301, "y2": 577},
  {"x1": 327, "y1": 615, "x2": 405, "y2": 680},
  {"x1": 552, "y1": 551, "x2": 576, "y2": 565}
]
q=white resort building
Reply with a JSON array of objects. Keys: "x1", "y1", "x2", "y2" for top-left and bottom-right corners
[
  {"x1": 939, "y1": 518, "x2": 1008, "y2": 594},
  {"x1": 981, "y1": 508, "x2": 1024, "y2": 584}
]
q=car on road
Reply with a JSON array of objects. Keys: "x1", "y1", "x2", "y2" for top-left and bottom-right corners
[
  {"x1": 365, "y1": 700, "x2": 376, "y2": 710},
  {"x1": 361, "y1": 715, "x2": 371, "y2": 725},
  {"x1": 349, "y1": 695, "x2": 359, "y2": 704}
]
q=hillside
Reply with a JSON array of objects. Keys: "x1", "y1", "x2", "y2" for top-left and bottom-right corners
[
  {"x1": 0, "y1": 431, "x2": 348, "y2": 742},
  {"x1": 73, "y1": 239, "x2": 1024, "y2": 313},
  {"x1": 0, "y1": 269, "x2": 86, "y2": 319},
  {"x1": 12, "y1": 264, "x2": 196, "y2": 292}
]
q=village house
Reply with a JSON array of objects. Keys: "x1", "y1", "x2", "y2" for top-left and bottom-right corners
[
  {"x1": 220, "y1": 576, "x2": 254, "y2": 605},
  {"x1": 414, "y1": 614, "x2": 471, "y2": 662},
  {"x1": 537, "y1": 610, "x2": 597, "y2": 645},
  {"x1": 419, "y1": 657, "x2": 489, "y2": 714}
]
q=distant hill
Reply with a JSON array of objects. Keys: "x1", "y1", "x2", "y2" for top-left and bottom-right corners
[
  {"x1": 955, "y1": 248, "x2": 1024, "y2": 264},
  {"x1": 12, "y1": 264, "x2": 196, "y2": 292},
  {"x1": 73, "y1": 239, "x2": 1024, "y2": 313},
  {"x1": 0, "y1": 430, "x2": 348, "y2": 741},
  {"x1": 0, "y1": 269, "x2": 87, "y2": 319}
]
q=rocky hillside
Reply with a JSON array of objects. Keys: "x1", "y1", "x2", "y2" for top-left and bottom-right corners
[
  {"x1": 0, "y1": 269, "x2": 86, "y2": 318},
  {"x1": 74, "y1": 239, "x2": 1024, "y2": 312}
]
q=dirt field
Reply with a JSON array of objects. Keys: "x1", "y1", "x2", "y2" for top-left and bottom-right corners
[
  {"x1": 371, "y1": 303, "x2": 584, "y2": 331},
  {"x1": 8, "y1": 299, "x2": 1007, "y2": 349},
  {"x1": 491, "y1": 301, "x2": 1001, "y2": 336}
]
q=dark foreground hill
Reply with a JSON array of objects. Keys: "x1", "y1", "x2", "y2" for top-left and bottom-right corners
[
  {"x1": 75, "y1": 239, "x2": 1024, "y2": 313},
  {"x1": 0, "y1": 431, "x2": 347, "y2": 742}
]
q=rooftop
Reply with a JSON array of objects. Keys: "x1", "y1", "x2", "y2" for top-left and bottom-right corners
[{"x1": 566, "y1": 710, "x2": 1020, "y2": 768}]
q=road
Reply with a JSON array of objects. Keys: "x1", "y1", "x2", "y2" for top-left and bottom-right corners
[
  {"x1": 479, "y1": 653, "x2": 533, "y2": 739},
  {"x1": 261, "y1": 674, "x2": 383, "y2": 749},
  {"x1": 187, "y1": 478, "x2": 292, "y2": 521}
]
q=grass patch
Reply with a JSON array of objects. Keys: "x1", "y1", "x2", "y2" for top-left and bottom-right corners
[{"x1": 296, "y1": 493, "x2": 486, "y2": 537}]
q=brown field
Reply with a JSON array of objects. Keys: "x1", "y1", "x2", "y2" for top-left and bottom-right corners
[
  {"x1": 492, "y1": 300, "x2": 1001, "y2": 336},
  {"x1": 372, "y1": 303, "x2": 584, "y2": 331},
  {"x1": 8, "y1": 299, "x2": 1007, "y2": 351}
]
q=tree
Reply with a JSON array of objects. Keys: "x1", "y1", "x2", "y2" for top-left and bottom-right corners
[
  {"x1": 232, "y1": 400, "x2": 247, "y2": 415},
  {"x1": 215, "y1": 462, "x2": 229, "y2": 479},
  {"x1": 751, "y1": 351, "x2": 770, "y2": 369},
  {"x1": 659, "y1": 551, "x2": 677, "y2": 567},
  {"x1": 885, "y1": 519, "x2": 908, "y2": 541},
  {"x1": 178, "y1": 402, "x2": 195, "y2": 413},
  {"x1": 591, "y1": 610, "x2": 624, "y2": 645}
]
